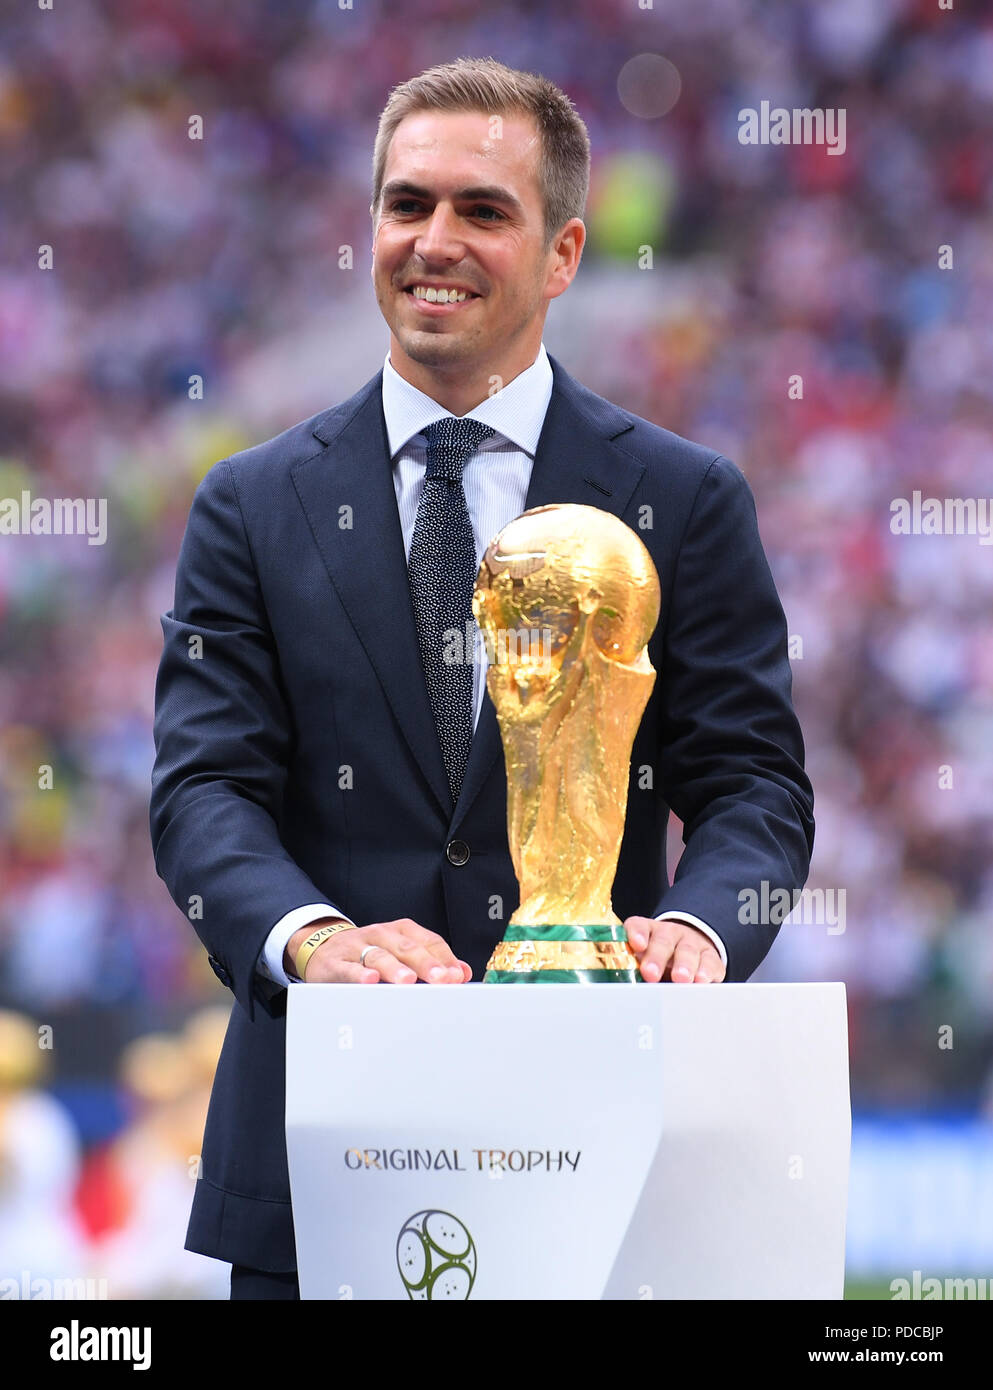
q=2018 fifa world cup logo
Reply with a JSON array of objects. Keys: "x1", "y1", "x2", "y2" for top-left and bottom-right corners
[{"x1": 396, "y1": 1210, "x2": 477, "y2": 1300}]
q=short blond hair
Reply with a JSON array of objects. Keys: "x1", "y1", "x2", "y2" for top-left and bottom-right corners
[{"x1": 371, "y1": 56, "x2": 590, "y2": 248}]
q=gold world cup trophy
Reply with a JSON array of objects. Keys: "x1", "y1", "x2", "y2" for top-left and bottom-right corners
[{"x1": 472, "y1": 503, "x2": 661, "y2": 982}]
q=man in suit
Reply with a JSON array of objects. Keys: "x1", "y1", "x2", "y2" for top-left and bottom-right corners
[{"x1": 150, "y1": 57, "x2": 813, "y2": 1299}]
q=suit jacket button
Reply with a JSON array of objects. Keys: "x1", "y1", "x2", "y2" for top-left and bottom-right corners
[{"x1": 446, "y1": 839, "x2": 470, "y2": 867}]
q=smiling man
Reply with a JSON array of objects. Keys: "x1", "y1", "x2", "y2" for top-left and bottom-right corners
[
  {"x1": 371, "y1": 106, "x2": 575, "y2": 416},
  {"x1": 150, "y1": 57, "x2": 814, "y2": 1299}
]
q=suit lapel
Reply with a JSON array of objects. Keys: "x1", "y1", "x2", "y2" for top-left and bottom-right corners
[
  {"x1": 291, "y1": 354, "x2": 648, "y2": 830},
  {"x1": 292, "y1": 373, "x2": 453, "y2": 818}
]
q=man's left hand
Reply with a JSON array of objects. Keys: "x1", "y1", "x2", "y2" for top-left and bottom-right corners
[{"x1": 623, "y1": 917, "x2": 726, "y2": 984}]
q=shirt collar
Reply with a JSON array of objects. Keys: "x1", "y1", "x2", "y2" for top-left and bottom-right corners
[{"x1": 381, "y1": 342, "x2": 553, "y2": 459}]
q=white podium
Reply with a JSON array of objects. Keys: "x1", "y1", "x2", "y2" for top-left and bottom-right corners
[{"x1": 285, "y1": 983, "x2": 850, "y2": 1300}]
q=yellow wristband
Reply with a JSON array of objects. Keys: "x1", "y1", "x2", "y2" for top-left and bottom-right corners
[{"x1": 293, "y1": 921, "x2": 357, "y2": 981}]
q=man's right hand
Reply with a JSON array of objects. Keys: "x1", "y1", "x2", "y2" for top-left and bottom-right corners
[{"x1": 284, "y1": 918, "x2": 471, "y2": 984}]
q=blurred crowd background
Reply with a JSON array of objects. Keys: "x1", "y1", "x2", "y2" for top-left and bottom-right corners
[{"x1": 1, "y1": 0, "x2": 992, "y2": 1296}]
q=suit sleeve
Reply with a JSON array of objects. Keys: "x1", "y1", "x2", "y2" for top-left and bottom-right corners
[
  {"x1": 651, "y1": 454, "x2": 814, "y2": 981},
  {"x1": 149, "y1": 459, "x2": 333, "y2": 1019}
]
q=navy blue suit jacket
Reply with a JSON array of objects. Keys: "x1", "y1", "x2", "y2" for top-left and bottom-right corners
[{"x1": 150, "y1": 353, "x2": 814, "y2": 1272}]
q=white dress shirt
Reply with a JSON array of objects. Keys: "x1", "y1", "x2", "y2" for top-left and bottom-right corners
[{"x1": 260, "y1": 344, "x2": 727, "y2": 984}]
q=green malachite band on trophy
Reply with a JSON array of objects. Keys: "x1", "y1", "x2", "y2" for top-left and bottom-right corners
[
  {"x1": 482, "y1": 929, "x2": 643, "y2": 982},
  {"x1": 501, "y1": 923, "x2": 631, "y2": 943},
  {"x1": 484, "y1": 969, "x2": 643, "y2": 984}
]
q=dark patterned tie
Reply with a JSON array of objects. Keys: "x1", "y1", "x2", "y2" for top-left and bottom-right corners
[{"x1": 407, "y1": 416, "x2": 495, "y2": 804}]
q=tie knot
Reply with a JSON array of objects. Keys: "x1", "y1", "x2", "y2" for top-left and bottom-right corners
[{"x1": 422, "y1": 417, "x2": 495, "y2": 481}]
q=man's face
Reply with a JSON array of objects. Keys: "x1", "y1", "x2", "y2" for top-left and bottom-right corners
[{"x1": 371, "y1": 110, "x2": 581, "y2": 376}]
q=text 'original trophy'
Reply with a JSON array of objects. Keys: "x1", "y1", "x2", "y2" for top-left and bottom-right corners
[{"x1": 472, "y1": 503, "x2": 661, "y2": 983}]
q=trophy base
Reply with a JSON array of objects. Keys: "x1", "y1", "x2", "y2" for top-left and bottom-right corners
[{"x1": 483, "y1": 924, "x2": 643, "y2": 984}]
